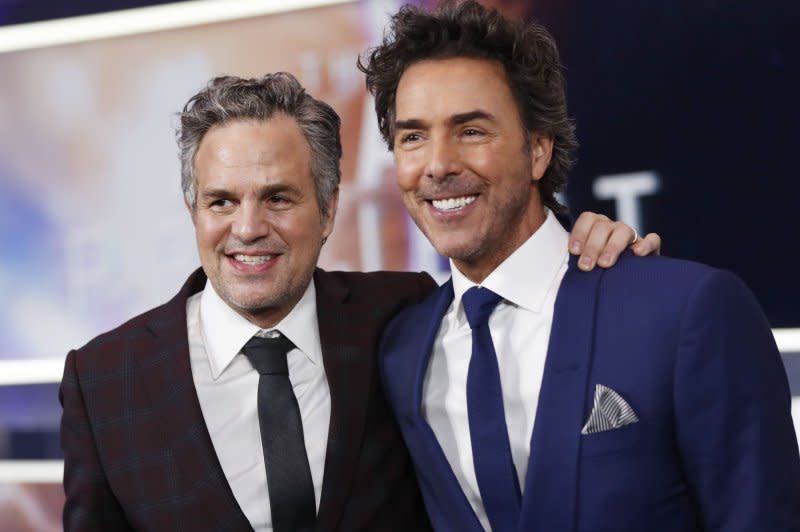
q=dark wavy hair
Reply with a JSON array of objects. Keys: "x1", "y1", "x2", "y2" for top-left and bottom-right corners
[
  {"x1": 177, "y1": 73, "x2": 341, "y2": 217},
  {"x1": 358, "y1": 0, "x2": 577, "y2": 212}
]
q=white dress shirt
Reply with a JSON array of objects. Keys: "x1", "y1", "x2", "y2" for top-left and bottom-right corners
[
  {"x1": 422, "y1": 210, "x2": 569, "y2": 531},
  {"x1": 186, "y1": 279, "x2": 330, "y2": 531}
]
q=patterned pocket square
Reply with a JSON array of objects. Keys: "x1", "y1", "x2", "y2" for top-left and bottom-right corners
[{"x1": 581, "y1": 384, "x2": 639, "y2": 435}]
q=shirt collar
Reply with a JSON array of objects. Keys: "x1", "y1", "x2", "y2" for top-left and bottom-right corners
[
  {"x1": 451, "y1": 209, "x2": 569, "y2": 320},
  {"x1": 199, "y1": 277, "x2": 323, "y2": 379}
]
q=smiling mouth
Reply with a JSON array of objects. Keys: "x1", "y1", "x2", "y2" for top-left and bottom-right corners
[
  {"x1": 232, "y1": 254, "x2": 275, "y2": 264},
  {"x1": 431, "y1": 195, "x2": 477, "y2": 212}
]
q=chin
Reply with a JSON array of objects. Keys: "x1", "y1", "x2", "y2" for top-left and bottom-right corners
[
  {"x1": 236, "y1": 293, "x2": 280, "y2": 310},
  {"x1": 220, "y1": 286, "x2": 272, "y2": 310},
  {"x1": 432, "y1": 243, "x2": 479, "y2": 264},
  {"x1": 425, "y1": 230, "x2": 474, "y2": 254}
]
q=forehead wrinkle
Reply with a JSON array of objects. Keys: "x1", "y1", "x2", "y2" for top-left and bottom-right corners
[
  {"x1": 210, "y1": 147, "x2": 307, "y2": 180},
  {"x1": 216, "y1": 159, "x2": 272, "y2": 169},
  {"x1": 213, "y1": 143, "x2": 281, "y2": 163},
  {"x1": 196, "y1": 116, "x2": 313, "y2": 193}
]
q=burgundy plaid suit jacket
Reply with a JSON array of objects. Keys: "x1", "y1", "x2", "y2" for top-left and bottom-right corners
[{"x1": 60, "y1": 267, "x2": 437, "y2": 531}]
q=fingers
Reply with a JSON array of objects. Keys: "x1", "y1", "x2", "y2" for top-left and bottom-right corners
[
  {"x1": 569, "y1": 212, "x2": 662, "y2": 270},
  {"x1": 584, "y1": 220, "x2": 633, "y2": 270},
  {"x1": 570, "y1": 212, "x2": 647, "y2": 271},
  {"x1": 631, "y1": 232, "x2": 662, "y2": 256},
  {"x1": 568, "y1": 211, "x2": 610, "y2": 257}
]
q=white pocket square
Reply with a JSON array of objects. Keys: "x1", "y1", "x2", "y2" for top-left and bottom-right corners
[{"x1": 581, "y1": 384, "x2": 639, "y2": 435}]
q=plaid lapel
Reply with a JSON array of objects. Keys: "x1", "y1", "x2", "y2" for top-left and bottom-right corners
[
  {"x1": 142, "y1": 269, "x2": 252, "y2": 530},
  {"x1": 313, "y1": 269, "x2": 374, "y2": 530}
]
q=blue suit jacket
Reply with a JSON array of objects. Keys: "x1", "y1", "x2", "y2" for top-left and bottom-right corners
[{"x1": 379, "y1": 254, "x2": 800, "y2": 531}]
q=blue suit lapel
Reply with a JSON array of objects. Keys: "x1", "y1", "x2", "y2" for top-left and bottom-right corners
[
  {"x1": 410, "y1": 280, "x2": 486, "y2": 531},
  {"x1": 519, "y1": 256, "x2": 601, "y2": 531}
]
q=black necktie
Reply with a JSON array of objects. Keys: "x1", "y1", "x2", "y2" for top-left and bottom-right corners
[
  {"x1": 242, "y1": 334, "x2": 316, "y2": 532},
  {"x1": 462, "y1": 286, "x2": 521, "y2": 531}
]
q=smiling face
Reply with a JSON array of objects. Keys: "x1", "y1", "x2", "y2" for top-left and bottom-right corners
[
  {"x1": 393, "y1": 57, "x2": 553, "y2": 283},
  {"x1": 189, "y1": 116, "x2": 337, "y2": 328}
]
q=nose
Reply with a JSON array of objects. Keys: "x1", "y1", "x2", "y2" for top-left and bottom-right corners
[
  {"x1": 425, "y1": 137, "x2": 462, "y2": 182},
  {"x1": 231, "y1": 201, "x2": 270, "y2": 243}
]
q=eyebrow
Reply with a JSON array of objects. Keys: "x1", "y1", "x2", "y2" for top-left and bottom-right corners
[
  {"x1": 394, "y1": 118, "x2": 426, "y2": 131},
  {"x1": 199, "y1": 183, "x2": 298, "y2": 200},
  {"x1": 199, "y1": 187, "x2": 231, "y2": 200},
  {"x1": 394, "y1": 110, "x2": 496, "y2": 131}
]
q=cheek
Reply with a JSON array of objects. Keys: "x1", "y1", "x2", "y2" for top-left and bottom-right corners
[
  {"x1": 472, "y1": 153, "x2": 494, "y2": 171},
  {"x1": 393, "y1": 154, "x2": 421, "y2": 193},
  {"x1": 195, "y1": 215, "x2": 228, "y2": 249},
  {"x1": 272, "y1": 212, "x2": 322, "y2": 248},
  {"x1": 466, "y1": 148, "x2": 501, "y2": 177}
]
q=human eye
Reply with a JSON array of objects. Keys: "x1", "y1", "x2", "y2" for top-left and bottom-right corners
[
  {"x1": 397, "y1": 131, "x2": 423, "y2": 146},
  {"x1": 269, "y1": 194, "x2": 287, "y2": 203},
  {"x1": 207, "y1": 197, "x2": 234, "y2": 211},
  {"x1": 267, "y1": 193, "x2": 294, "y2": 209},
  {"x1": 462, "y1": 127, "x2": 484, "y2": 137}
]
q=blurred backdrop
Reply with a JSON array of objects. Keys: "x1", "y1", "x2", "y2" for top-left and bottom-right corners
[{"x1": 0, "y1": 0, "x2": 798, "y2": 528}]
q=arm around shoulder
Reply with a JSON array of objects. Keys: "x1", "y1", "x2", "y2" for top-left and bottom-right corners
[{"x1": 672, "y1": 270, "x2": 800, "y2": 530}]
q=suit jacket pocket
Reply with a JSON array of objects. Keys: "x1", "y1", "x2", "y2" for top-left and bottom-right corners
[{"x1": 580, "y1": 420, "x2": 645, "y2": 458}]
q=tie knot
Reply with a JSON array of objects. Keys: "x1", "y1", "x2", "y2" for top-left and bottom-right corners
[
  {"x1": 242, "y1": 334, "x2": 296, "y2": 375},
  {"x1": 462, "y1": 286, "x2": 503, "y2": 329}
]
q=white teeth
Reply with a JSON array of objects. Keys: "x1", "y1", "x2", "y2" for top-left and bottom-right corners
[
  {"x1": 431, "y1": 195, "x2": 476, "y2": 211},
  {"x1": 233, "y1": 254, "x2": 273, "y2": 264}
]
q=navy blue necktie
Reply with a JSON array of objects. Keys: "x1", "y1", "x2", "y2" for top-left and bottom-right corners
[
  {"x1": 463, "y1": 286, "x2": 521, "y2": 531},
  {"x1": 242, "y1": 334, "x2": 316, "y2": 532}
]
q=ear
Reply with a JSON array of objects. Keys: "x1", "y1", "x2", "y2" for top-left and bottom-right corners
[
  {"x1": 321, "y1": 186, "x2": 339, "y2": 240},
  {"x1": 530, "y1": 133, "x2": 554, "y2": 183}
]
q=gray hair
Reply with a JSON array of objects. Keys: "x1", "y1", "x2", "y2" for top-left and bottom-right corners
[{"x1": 177, "y1": 72, "x2": 342, "y2": 217}]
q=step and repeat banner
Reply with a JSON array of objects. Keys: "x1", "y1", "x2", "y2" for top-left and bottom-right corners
[{"x1": 0, "y1": 0, "x2": 797, "y2": 528}]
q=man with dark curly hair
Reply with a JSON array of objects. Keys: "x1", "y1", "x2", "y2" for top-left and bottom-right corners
[{"x1": 362, "y1": 2, "x2": 800, "y2": 531}]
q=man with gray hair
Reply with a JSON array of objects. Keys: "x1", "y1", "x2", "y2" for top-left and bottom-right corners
[{"x1": 60, "y1": 72, "x2": 656, "y2": 531}]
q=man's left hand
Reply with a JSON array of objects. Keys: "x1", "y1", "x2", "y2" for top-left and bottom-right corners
[{"x1": 569, "y1": 212, "x2": 662, "y2": 271}]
